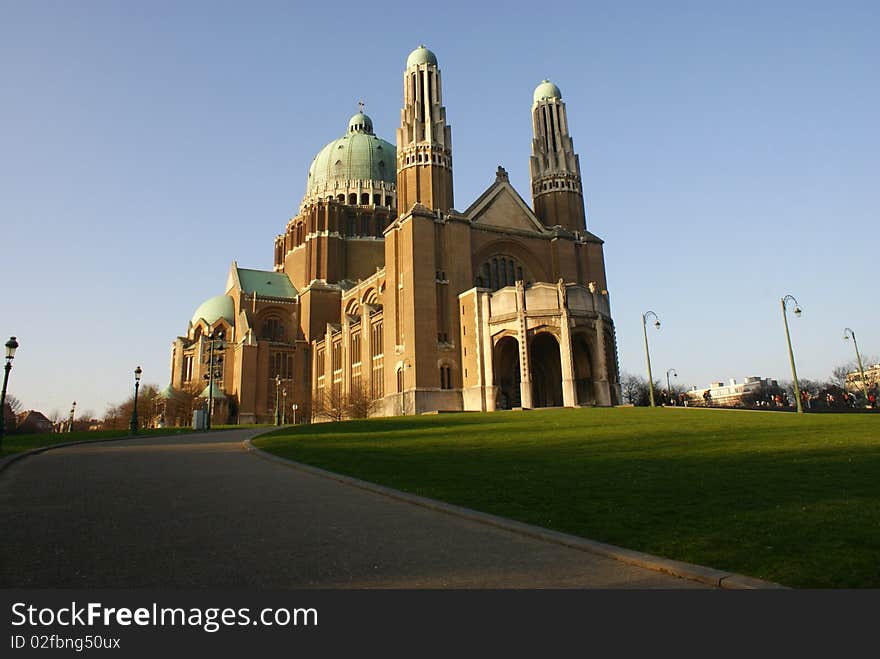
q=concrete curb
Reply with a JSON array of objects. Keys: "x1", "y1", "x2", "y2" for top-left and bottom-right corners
[
  {"x1": 244, "y1": 438, "x2": 789, "y2": 590},
  {"x1": 0, "y1": 428, "x2": 249, "y2": 476}
]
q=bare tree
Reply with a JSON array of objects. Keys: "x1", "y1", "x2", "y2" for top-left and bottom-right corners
[
  {"x1": 102, "y1": 384, "x2": 160, "y2": 430},
  {"x1": 619, "y1": 373, "x2": 661, "y2": 406},
  {"x1": 620, "y1": 373, "x2": 643, "y2": 405},
  {"x1": 346, "y1": 381, "x2": 378, "y2": 419},
  {"x1": 313, "y1": 386, "x2": 347, "y2": 422},
  {"x1": 831, "y1": 365, "x2": 853, "y2": 389},
  {"x1": 6, "y1": 394, "x2": 22, "y2": 415}
]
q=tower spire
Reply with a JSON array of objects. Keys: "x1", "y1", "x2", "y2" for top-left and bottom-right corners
[
  {"x1": 529, "y1": 80, "x2": 586, "y2": 232},
  {"x1": 396, "y1": 45, "x2": 454, "y2": 213}
]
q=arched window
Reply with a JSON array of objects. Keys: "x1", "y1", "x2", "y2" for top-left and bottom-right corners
[
  {"x1": 440, "y1": 365, "x2": 452, "y2": 390},
  {"x1": 476, "y1": 255, "x2": 529, "y2": 291},
  {"x1": 261, "y1": 316, "x2": 284, "y2": 341}
]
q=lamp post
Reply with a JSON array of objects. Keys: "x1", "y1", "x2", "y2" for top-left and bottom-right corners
[
  {"x1": 843, "y1": 328, "x2": 868, "y2": 399},
  {"x1": 0, "y1": 336, "x2": 20, "y2": 447},
  {"x1": 641, "y1": 312, "x2": 661, "y2": 407},
  {"x1": 282, "y1": 387, "x2": 288, "y2": 424},
  {"x1": 291, "y1": 402, "x2": 298, "y2": 425},
  {"x1": 666, "y1": 369, "x2": 678, "y2": 405},
  {"x1": 68, "y1": 401, "x2": 76, "y2": 433},
  {"x1": 129, "y1": 366, "x2": 142, "y2": 434},
  {"x1": 274, "y1": 374, "x2": 282, "y2": 425},
  {"x1": 781, "y1": 295, "x2": 803, "y2": 414}
]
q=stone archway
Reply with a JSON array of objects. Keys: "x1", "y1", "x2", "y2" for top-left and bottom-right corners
[
  {"x1": 530, "y1": 333, "x2": 563, "y2": 408},
  {"x1": 572, "y1": 333, "x2": 594, "y2": 405},
  {"x1": 493, "y1": 336, "x2": 521, "y2": 409}
]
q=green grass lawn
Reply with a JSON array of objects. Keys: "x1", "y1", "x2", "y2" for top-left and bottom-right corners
[
  {"x1": 254, "y1": 407, "x2": 880, "y2": 588},
  {"x1": 0, "y1": 427, "x2": 196, "y2": 457}
]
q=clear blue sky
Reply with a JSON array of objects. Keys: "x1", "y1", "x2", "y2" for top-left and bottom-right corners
[{"x1": 2, "y1": 0, "x2": 877, "y2": 418}]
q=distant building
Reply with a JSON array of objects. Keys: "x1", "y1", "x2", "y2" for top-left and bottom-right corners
[
  {"x1": 685, "y1": 377, "x2": 779, "y2": 407},
  {"x1": 846, "y1": 363, "x2": 880, "y2": 394},
  {"x1": 15, "y1": 411, "x2": 54, "y2": 434}
]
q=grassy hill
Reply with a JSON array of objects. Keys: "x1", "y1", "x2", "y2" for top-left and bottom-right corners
[{"x1": 254, "y1": 407, "x2": 880, "y2": 587}]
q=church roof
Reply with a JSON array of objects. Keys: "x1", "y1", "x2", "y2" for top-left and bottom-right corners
[
  {"x1": 305, "y1": 114, "x2": 396, "y2": 200},
  {"x1": 464, "y1": 170, "x2": 547, "y2": 234},
  {"x1": 236, "y1": 268, "x2": 298, "y2": 299}
]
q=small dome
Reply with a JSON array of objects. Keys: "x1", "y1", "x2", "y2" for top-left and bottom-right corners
[
  {"x1": 407, "y1": 45, "x2": 437, "y2": 68},
  {"x1": 157, "y1": 384, "x2": 177, "y2": 400},
  {"x1": 191, "y1": 294, "x2": 234, "y2": 327},
  {"x1": 534, "y1": 79, "x2": 562, "y2": 103},
  {"x1": 199, "y1": 382, "x2": 227, "y2": 400},
  {"x1": 348, "y1": 112, "x2": 374, "y2": 134}
]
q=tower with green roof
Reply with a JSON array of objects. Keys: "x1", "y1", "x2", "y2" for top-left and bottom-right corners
[
  {"x1": 529, "y1": 79, "x2": 586, "y2": 233},
  {"x1": 396, "y1": 45, "x2": 454, "y2": 213}
]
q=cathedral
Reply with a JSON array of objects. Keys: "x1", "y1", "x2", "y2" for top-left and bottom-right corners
[{"x1": 168, "y1": 45, "x2": 621, "y2": 424}]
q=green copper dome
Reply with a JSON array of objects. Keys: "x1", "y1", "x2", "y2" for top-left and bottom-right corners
[
  {"x1": 407, "y1": 45, "x2": 437, "y2": 68},
  {"x1": 157, "y1": 384, "x2": 177, "y2": 399},
  {"x1": 534, "y1": 79, "x2": 562, "y2": 103},
  {"x1": 191, "y1": 294, "x2": 234, "y2": 327},
  {"x1": 306, "y1": 114, "x2": 396, "y2": 196}
]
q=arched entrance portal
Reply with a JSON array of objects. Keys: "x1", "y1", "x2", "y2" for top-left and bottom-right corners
[
  {"x1": 572, "y1": 334, "x2": 594, "y2": 405},
  {"x1": 530, "y1": 333, "x2": 563, "y2": 408},
  {"x1": 493, "y1": 336, "x2": 521, "y2": 409}
]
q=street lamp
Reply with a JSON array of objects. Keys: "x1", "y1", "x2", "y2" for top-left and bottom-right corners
[
  {"x1": 282, "y1": 387, "x2": 288, "y2": 424},
  {"x1": 666, "y1": 369, "x2": 678, "y2": 405},
  {"x1": 781, "y1": 295, "x2": 804, "y2": 414},
  {"x1": 274, "y1": 374, "x2": 282, "y2": 425},
  {"x1": 291, "y1": 402, "x2": 299, "y2": 425},
  {"x1": 641, "y1": 312, "x2": 661, "y2": 407},
  {"x1": 843, "y1": 328, "x2": 868, "y2": 399},
  {"x1": 129, "y1": 366, "x2": 142, "y2": 434},
  {"x1": 0, "y1": 336, "x2": 20, "y2": 447},
  {"x1": 68, "y1": 401, "x2": 76, "y2": 433}
]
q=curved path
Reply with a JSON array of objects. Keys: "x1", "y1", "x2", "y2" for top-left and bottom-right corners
[{"x1": 0, "y1": 429, "x2": 706, "y2": 588}]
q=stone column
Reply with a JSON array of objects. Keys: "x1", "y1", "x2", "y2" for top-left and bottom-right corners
[
  {"x1": 516, "y1": 281, "x2": 533, "y2": 408},
  {"x1": 479, "y1": 291, "x2": 496, "y2": 412},
  {"x1": 342, "y1": 315, "x2": 351, "y2": 396},
  {"x1": 557, "y1": 281, "x2": 577, "y2": 407},
  {"x1": 361, "y1": 305, "x2": 371, "y2": 386},
  {"x1": 595, "y1": 315, "x2": 612, "y2": 406}
]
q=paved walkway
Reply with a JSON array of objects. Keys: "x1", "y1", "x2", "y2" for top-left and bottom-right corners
[{"x1": 0, "y1": 429, "x2": 706, "y2": 588}]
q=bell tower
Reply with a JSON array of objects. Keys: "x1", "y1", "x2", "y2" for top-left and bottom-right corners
[
  {"x1": 396, "y1": 45, "x2": 454, "y2": 213},
  {"x1": 529, "y1": 80, "x2": 586, "y2": 232}
]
